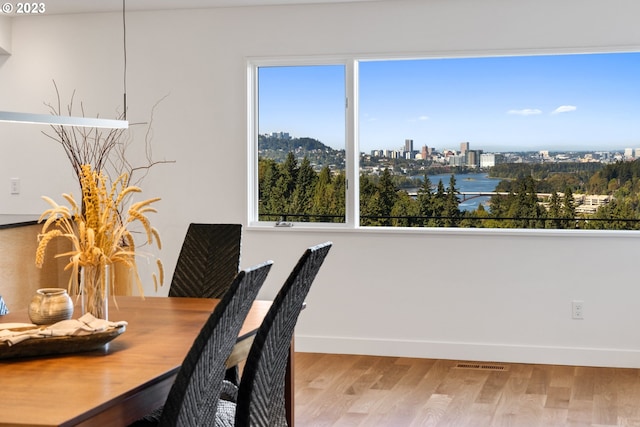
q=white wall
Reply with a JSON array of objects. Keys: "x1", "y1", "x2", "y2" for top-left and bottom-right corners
[
  {"x1": 2, "y1": 0, "x2": 640, "y2": 367},
  {"x1": 0, "y1": 16, "x2": 10, "y2": 54}
]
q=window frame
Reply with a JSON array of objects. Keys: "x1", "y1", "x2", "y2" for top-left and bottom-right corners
[
  {"x1": 247, "y1": 56, "x2": 357, "y2": 229},
  {"x1": 247, "y1": 51, "x2": 640, "y2": 236}
]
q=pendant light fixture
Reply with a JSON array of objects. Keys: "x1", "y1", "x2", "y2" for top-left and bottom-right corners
[
  {"x1": 0, "y1": 110, "x2": 128, "y2": 129},
  {"x1": 0, "y1": 1, "x2": 129, "y2": 129}
]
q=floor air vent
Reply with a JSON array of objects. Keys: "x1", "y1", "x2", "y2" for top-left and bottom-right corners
[{"x1": 454, "y1": 363, "x2": 507, "y2": 371}]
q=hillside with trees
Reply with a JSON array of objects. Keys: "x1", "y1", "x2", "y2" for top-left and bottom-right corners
[
  {"x1": 258, "y1": 139, "x2": 640, "y2": 229},
  {"x1": 258, "y1": 134, "x2": 345, "y2": 170}
]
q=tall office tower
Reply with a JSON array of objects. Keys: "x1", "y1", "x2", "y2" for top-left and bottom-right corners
[
  {"x1": 405, "y1": 139, "x2": 414, "y2": 153},
  {"x1": 467, "y1": 150, "x2": 482, "y2": 168},
  {"x1": 421, "y1": 145, "x2": 429, "y2": 159},
  {"x1": 460, "y1": 141, "x2": 470, "y2": 155},
  {"x1": 480, "y1": 153, "x2": 496, "y2": 168}
]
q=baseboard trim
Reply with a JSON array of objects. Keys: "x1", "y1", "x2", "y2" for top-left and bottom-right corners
[{"x1": 295, "y1": 335, "x2": 640, "y2": 368}]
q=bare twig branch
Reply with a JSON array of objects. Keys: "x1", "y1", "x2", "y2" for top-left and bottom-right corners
[{"x1": 42, "y1": 82, "x2": 174, "y2": 196}]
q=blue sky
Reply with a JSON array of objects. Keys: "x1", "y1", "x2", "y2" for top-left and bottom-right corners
[{"x1": 258, "y1": 52, "x2": 640, "y2": 153}]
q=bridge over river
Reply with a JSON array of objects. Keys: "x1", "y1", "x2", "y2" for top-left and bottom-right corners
[{"x1": 407, "y1": 191, "x2": 556, "y2": 199}]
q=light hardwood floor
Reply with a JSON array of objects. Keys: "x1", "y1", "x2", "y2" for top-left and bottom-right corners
[{"x1": 294, "y1": 353, "x2": 640, "y2": 427}]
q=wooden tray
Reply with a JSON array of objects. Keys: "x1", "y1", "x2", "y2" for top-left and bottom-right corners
[{"x1": 0, "y1": 325, "x2": 126, "y2": 360}]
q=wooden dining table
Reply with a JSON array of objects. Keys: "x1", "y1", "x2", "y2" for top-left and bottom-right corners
[{"x1": 0, "y1": 296, "x2": 286, "y2": 427}]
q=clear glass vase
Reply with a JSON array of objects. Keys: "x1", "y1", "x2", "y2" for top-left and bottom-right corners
[{"x1": 81, "y1": 264, "x2": 109, "y2": 320}]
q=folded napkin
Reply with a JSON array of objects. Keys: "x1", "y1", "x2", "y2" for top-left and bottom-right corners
[{"x1": 0, "y1": 314, "x2": 127, "y2": 346}]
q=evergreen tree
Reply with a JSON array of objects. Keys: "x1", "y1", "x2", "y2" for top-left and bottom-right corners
[
  {"x1": 376, "y1": 168, "x2": 398, "y2": 226},
  {"x1": 513, "y1": 177, "x2": 530, "y2": 228},
  {"x1": 359, "y1": 175, "x2": 377, "y2": 226},
  {"x1": 310, "y1": 168, "x2": 346, "y2": 223},
  {"x1": 487, "y1": 194, "x2": 508, "y2": 222},
  {"x1": 311, "y1": 166, "x2": 331, "y2": 214},
  {"x1": 364, "y1": 193, "x2": 386, "y2": 226},
  {"x1": 462, "y1": 204, "x2": 492, "y2": 228},
  {"x1": 290, "y1": 157, "x2": 316, "y2": 220},
  {"x1": 444, "y1": 174, "x2": 461, "y2": 227},
  {"x1": 430, "y1": 180, "x2": 447, "y2": 227},
  {"x1": 561, "y1": 187, "x2": 576, "y2": 229},
  {"x1": 546, "y1": 191, "x2": 562, "y2": 229},
  {"x1": 525, "y1": 176, "x2": 545, "y2": 228},
  {"x1": 416, "y1": 174, "x2": 434, "y2": 226},
  {"x1": 267, "y1": 176, "x2": 288, "y2": 221},
  {"x1": 588, "y1": 199, "x2": 640, "y2": 230},
  {"x1": 280, "y1": 152, "x2": 299, "y2": 200},
  {"x1": 508, "y1": 176, "x2": 544, "y2": 228},
  {"x1": 258, "y1": 158, "x2": 281, "y2": 221},
  {"x1": 330, "y1": 171, "x2": 346, "y2": 222},
  {"x1": 391, "y1": 192, "x2": 420, "y2": 226}
]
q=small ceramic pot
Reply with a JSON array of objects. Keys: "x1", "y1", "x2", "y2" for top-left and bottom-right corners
[{"x1": 28, "y1": 288, "x2": 74, "y2": 325}]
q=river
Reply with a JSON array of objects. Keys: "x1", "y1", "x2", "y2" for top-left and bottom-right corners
[{"x1": 411, "y1": 173, "x2": 502, "y2": 212}]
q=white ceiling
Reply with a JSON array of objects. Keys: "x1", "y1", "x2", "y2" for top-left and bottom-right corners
[{"x1": 45, "y1": 0, "x2": 385, "y2": 14}]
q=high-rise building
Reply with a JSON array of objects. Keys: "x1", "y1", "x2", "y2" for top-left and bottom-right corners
[
  {"x1": 480, "y1": 153, "x2": 496, "y2": 168},
  {"x1": 466, "y1": 150, "x2": 482, "y2": 168},
  {"x1": 402, "y1": 139, "x2": 415, "y2": 159},
  {"x1": 460, "y1": 141, "x2": 470, "y2": 155},
  {"x1": 405, "y1": 139, "x2": 414, "y2": 153},
  {"x1": 448, "y1": 155, "x2": 465, "y2": 166}
]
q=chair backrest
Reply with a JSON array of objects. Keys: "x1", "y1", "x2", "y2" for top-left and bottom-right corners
[
  {"x1": 235, "y1": 242, "x2": 332, "y2": 427},
  {"x1": 159, "y1": 261, "x2": 273, "y2": 427},
  {"x1": 169, "y1": 223, "x2": 242, "y2": 299}
]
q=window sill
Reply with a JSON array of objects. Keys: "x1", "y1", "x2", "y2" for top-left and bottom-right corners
[{"x1": 247, "y1": 222, "x2": 640, "y2": 238}]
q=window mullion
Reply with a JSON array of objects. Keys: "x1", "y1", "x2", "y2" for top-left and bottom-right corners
[{"x1": 345, "y1": 59, "x2": 359, "y2": 227}]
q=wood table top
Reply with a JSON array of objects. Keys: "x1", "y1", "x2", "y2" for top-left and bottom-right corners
[{"x1": 0, "y1": 296, "x2": 271, "y2": 427}]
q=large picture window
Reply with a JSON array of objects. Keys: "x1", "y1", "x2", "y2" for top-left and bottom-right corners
[{"x1": 250, "y1": 52, "x2": 640, "y2": 230}]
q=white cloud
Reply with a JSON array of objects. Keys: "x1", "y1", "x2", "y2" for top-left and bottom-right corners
[
  {"x1": 552, "y1": 105, "x2": 577, "y2": 114},
  {"x1": 406, "y1": 115, "x2": 430, "y2": 123},
  {"x1": 507, "y1": 108, "x2": 543, "y2": 116}
]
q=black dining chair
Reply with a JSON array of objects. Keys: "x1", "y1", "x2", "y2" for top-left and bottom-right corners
[
  {"x1": 169, "y1": 223, "x2": 244, "y2": 384},
  {"x1": 217, "y1": 242, "x2": 332, "y2": 427},
  {"x1": 169, "y1": 223, "x2": 242, "y2": 299},
  {"x1": 129, "y1": 260, "x2": 273, "y2": 427}
]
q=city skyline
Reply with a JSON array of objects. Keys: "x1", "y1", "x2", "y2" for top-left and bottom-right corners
[
  {"x1": 257, "y1": 51, "x2": 640, "y2": 153},
  {"x1": 261, "y1": 130, "x2": 635, "y2": 157}
]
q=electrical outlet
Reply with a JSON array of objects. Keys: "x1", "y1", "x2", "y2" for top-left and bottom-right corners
[{"x1": 572, "y1": 300, "x2": 584, "y2": 319}]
